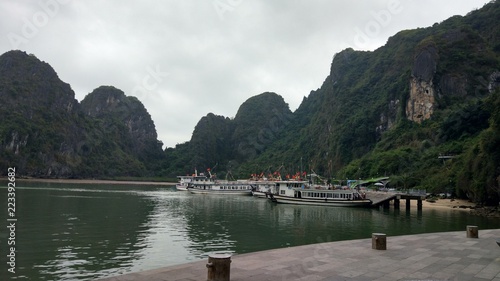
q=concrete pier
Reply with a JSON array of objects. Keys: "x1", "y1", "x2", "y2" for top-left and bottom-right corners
[
  {"x1": 366, "y1": 191, "x2": 426, "y2": 210},
  {"x1": 97, "y1": 229, "x2": 500, "y2": 281}
]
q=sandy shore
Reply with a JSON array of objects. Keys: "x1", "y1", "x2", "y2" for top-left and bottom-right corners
[
  {"x1": 16, "y1": 178, "x2": 176, "y2": 186},
  {"x1": 420, "y1": 197, "x2": 477, "y2": 211}
]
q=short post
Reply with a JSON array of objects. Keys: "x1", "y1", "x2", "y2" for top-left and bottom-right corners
[
  {"x1": 466, "y1": 225, "x2": 478, "y2": 238},
  {"x1": 207, "y1": 253, "x2": 232, "y2": 281},
  {"x1": 372, "y1": 233, "x2": 387, "y2": 250}
]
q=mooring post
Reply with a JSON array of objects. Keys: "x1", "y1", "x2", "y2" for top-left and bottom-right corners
[
  {"x1": 207, "y1": 253, "x2": 232, "y2": 281},
  {"x1": 466, "y1": 225, "x2": 478, "y2": 238},
  {"x1": 372, "y1": 233, "x2": 387, "y2": 250},
  {"x1": 406, "y1": 199, "x2": 411, "y2": 210}
]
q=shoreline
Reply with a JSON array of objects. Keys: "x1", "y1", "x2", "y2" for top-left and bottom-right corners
[
  {"x1": 420, "y1": 197, "x2": 477, "y2": 211},
  {"x1": 16, "y1": 178, "x2": 176, "y2": 186},
  {"x1": 410, "y1": 196, "x2": 500, "y2": 217}
]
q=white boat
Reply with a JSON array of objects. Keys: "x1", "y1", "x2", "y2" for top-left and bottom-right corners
[
  {"x1": 269, "y1": 180, "x2": 372, "y2": 207},
  {"x1": 189, "y1": 179, "x2": 253, "y2": 195},
  {"x1": 176, "y1": 170, "x2": 209, "y2": 191},
  {"x1": 251, "y1": 180, "x2": 276, "y2": 198},
  {"x1": 175, "y1": 175, "x2": 193, "y2": 191}
]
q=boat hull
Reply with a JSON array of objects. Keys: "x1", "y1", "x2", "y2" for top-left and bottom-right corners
[
  {"x1": 252, "y1": 190, "x2": 270, "y2": 198},
  {"x1": 175, "y1": 184, "x2": 189, "y2": 191},
  {"x1": 270, "y1": 194, "x2": 372, "y2": 207}
]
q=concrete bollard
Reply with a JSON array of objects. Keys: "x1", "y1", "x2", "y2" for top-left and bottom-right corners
[
  {"x1": 207, "y1": 253, "x2": 232, "y2": 281},
  {"x1": 466, "y1": 225, "x2": 478, "y2": 238},
  {"x1": 372, "y1": 233, "x2": 387, "y2": 250}
]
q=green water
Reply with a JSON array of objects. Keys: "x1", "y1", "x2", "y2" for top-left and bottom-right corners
[{"x1": 0, "y1": 181, "x2": 499, "y2": 280}]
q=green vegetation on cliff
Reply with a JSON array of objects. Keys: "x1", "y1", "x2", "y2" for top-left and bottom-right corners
[
  {"x1": 0, "y1": 51, "x2": 164, "y2": 178},
  {"x1": 163, "y1": 1, "x2": 500, "y2": 204},
  {"x1": 1, "y1": 1, "x2": 499, "y2": 205}
]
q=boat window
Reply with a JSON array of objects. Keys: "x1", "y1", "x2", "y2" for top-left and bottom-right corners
[{"x1": 280, "y1": 190, "x2": 285, "y2": 195}]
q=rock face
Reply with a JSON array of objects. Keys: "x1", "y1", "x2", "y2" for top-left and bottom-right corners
[
  {"x1": 376, "y1": 99, "x2": 400, "y2": 135},
  {"x1": 81, "y1": 86, "x2": 162, "y2": 158},
  {"x1": 0, "y1": 51, "x2": 84, "y2": 177},
  {"x1": 0, "y1": 51, "x2": 164, "y2": 177},
  {"x1": 232, "y1": 92, "x2": 293, "y2": 161},
  {"x1": 185, "y1": 92, "x2": 292, "y2": 172},
  {"x1": 406, "y1": 45, "x2": 438, "y2": 123},
  {"x1": 0, "y1": 51, "x2": 78, "y2": 115}
]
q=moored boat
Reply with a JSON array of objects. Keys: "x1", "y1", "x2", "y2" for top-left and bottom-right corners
[
  {"x1": 175, "y1": 175, "x2": 193, "y2": 191},
  {"x1": 269, "y1": 180, "x2": 372, "y2": 207},
  {"x1": 176, "y1": 170, "x2": 209, "y2": 191},
  {"x1": 251, "y1": 180, "x2": 276, "y2": 198},
  {"x1": 189, "y1": 179, "x2": 253, "y2": 195}
]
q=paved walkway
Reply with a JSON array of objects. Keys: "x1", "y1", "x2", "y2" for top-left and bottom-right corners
[{"x1": 98, "y1": 228, "x2": 500, "y2": 281}]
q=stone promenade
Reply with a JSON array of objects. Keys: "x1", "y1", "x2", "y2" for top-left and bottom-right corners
[{"x1": 98, "y1": 228, "x2": 500, "y2": 281}]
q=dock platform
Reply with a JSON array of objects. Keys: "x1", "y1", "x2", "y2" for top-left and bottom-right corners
[
  {"x1": 98, "y1": 228, "x2": 500, "y2": 281},
  {"x1": 365, "y1": 191, "x2": 426, "y2": 209}
]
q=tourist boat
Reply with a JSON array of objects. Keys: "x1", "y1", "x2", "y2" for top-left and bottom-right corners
[
  {"x1": 251, "y1": 180, "x2": 276, "y2": 198},
  {"x1": 189, "y1": 179, "x2": 253, "y2": 195},
  {"x1": 268, "y1": 180, "x2": 372, "y2": 207},
  {"x1": 176, "y1": 169, "x2": 209, "y2": 191},
  {"x1": 176, "y1": 175, "x2": 194, "y2": 191}
]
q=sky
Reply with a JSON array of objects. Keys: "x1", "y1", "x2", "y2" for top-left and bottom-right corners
[{"x1": 0, "y1": 0, "x2": 491, "y2": 148}]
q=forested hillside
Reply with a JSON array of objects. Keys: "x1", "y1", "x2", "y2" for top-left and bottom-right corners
[
  {"x1": 1, "y1": 1, "x2": 498, "y2": 204},
  {"x1": 165, "y1": 1, "x2": 500, "y2": 204}
]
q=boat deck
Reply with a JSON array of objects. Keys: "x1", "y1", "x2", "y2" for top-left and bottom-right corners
[{"x1": 97, "y1": 228, "x2": 500, "y2": 281}]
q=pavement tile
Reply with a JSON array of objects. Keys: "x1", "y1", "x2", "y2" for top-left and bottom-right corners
[
  {"x1": 462, "y1": 263, "x2": 488, "y2": 274},
  {"x1": 96, "y1": 229, "x2": 500, "y2": 281}
]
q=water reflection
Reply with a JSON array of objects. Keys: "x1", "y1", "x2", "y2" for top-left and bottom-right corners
[{"x1": 0, "y1": 183, "x2": 159, "y2": 280}]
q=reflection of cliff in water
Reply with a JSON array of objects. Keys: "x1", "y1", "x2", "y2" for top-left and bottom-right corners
[
  {"x1": 181, "y1": 194, "x2": 500, "y2": 260},
  {"x1": 182, "y1": 195, "x2": 378, "y2": 255},
  {"x1": 7, "y1": 183, "x2": 157, "y2": 280}
]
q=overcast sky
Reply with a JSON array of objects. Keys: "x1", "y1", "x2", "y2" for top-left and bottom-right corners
[{"x1": 0, "y1": 0, "x2": 490, "y2": 148}]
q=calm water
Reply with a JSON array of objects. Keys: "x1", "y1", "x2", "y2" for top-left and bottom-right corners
[{"x1": 1, "y1": 181, "x2": 499, "y2": 280}]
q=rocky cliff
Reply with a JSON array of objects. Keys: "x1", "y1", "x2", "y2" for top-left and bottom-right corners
[
  {"x1": 406, "y1": 44, "x2": 438, "y2": 123},
  {"x1": 81, "y1": 86, "x2": 163, "y2": 160},
  {"x1": 0, "y1": 51, "x2": 164, "y2": 177},
  {"x1": 0, "y1": 51, "x2": 84, "y2": 177},
  {"x1": 164, "y1": 92, "x2": 293, "y2": 175}
]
